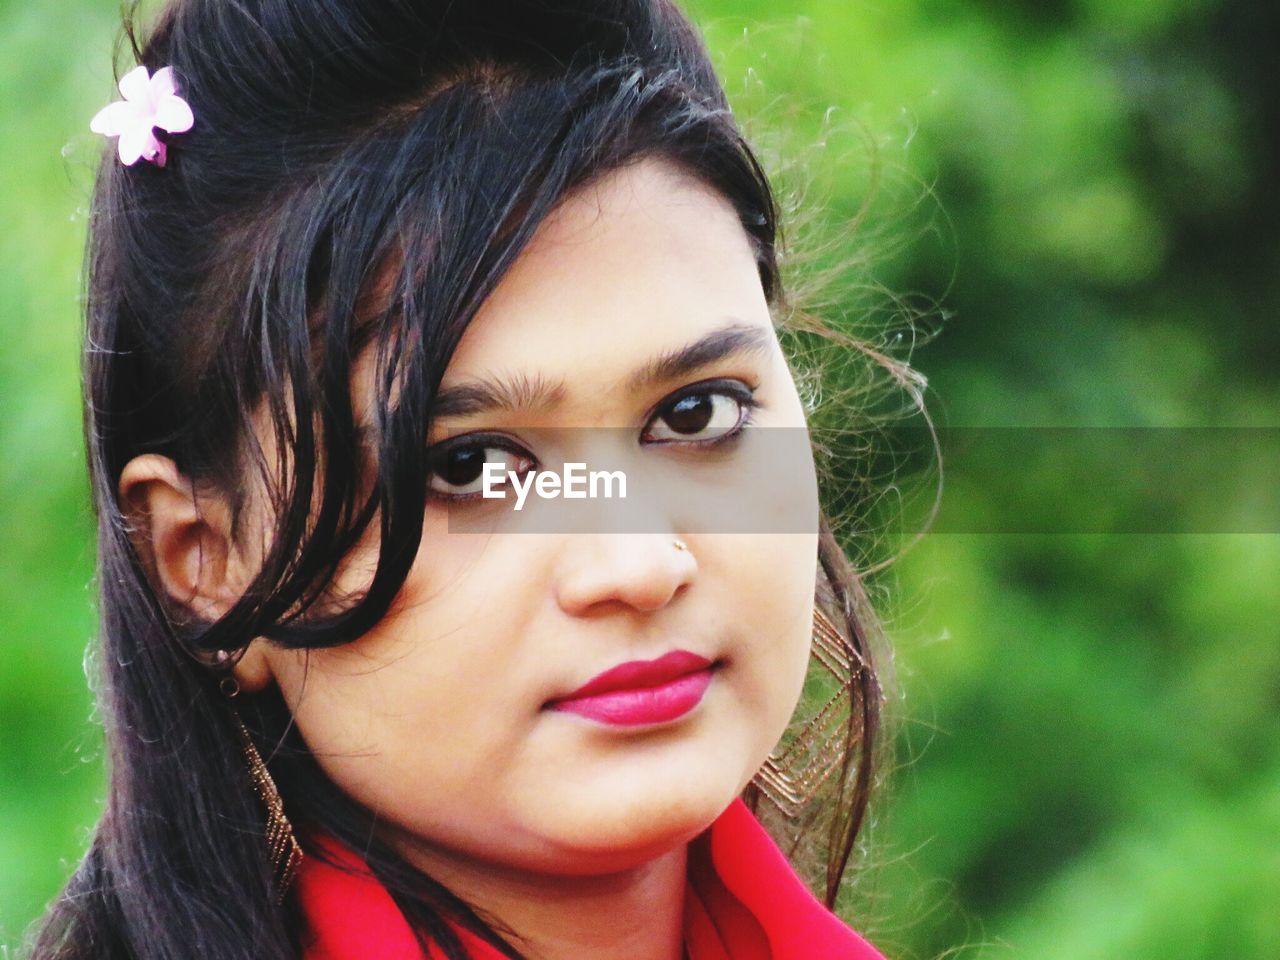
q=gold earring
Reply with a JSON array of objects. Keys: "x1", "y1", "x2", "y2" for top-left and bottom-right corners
[
  {"x1": 751, "y1": 606, "x2": 865, "y2": 818},
  {"x1": 233, "y1": 716, "x2": 304, "y2": 903},
  {"x1": 673, "y1": 538, "x2": 689, "y2": 552},
  {"x1": 216, "y1": 653, "x2": 303, "y2": 903}
]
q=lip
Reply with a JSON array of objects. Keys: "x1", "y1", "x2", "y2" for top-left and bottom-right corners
[{"x1": 546, "y1": 650, "x2": 717, "y2": 726}]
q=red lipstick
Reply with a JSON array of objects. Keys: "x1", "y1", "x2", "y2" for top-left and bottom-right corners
[{"x1": 547, "y1": 650, "x2": 716, "y2": 726}]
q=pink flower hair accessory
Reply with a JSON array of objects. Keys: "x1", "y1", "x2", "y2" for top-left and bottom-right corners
[{"x1": 90, "y1": 65, "x2": 194, "y2": 168}]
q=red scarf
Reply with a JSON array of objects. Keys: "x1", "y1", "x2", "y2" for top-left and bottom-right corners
[{"x1": 295, "y1": 799, "x2": 886, "y2": 959}]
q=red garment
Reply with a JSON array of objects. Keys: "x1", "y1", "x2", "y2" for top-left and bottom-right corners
[{"x1": 296, "y1": 798, "x2": 886, "y2": 959}]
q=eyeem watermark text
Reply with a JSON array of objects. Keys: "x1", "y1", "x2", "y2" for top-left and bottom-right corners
[{"x1": 483, "y1": 461, "x2": 627, "y2": 511}]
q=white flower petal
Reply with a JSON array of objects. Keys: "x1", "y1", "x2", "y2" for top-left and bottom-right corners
[
  {"x1": 90, "y1": 100, "x2": 142, "y2": 137},
  {"x1": 118, "y1": 65, "x2": 151, "y2": 104},
  {"x1": 118, "y1": 125, "x2": 158, "y2": 166},
  {"x1": 150, "y1": 67, "x2": 178, "y2": 99},
  {"x1": 154, "y1": 95, "x2": 194, "y2": 134}
]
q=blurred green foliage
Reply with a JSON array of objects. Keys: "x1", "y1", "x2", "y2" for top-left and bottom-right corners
[{"x1": 1, "y1": 1, "x2": 1276, "y2": 957}]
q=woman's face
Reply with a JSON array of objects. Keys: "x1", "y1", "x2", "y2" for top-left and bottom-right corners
[{"x1": 241, "y1": 156, "x2": 820, "y2": 879}]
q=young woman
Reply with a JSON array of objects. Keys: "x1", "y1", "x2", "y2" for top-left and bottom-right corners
[{"x1": 30, "y1": 1, "x2": 917, "y2": 957}]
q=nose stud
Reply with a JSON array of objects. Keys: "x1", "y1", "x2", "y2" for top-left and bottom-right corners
[{"x1": 673, "y1": 539, "x2": 688, "y2": 552}]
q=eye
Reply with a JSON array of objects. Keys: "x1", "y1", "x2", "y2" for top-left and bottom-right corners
[
  {"x1": 642, "y1": 379, "x2": 760, "y2": 445},
  {"x1": 426, "y1": 436, "x2": 535, "y2": 500}
]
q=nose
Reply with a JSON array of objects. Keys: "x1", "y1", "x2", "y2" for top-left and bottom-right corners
[{"x1": 554, "y1": 534, "x2": 697, "y2": 616}]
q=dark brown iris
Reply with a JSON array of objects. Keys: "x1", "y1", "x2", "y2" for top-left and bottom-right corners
[
  {"x1": 438, "y1": 446, "x2": 487, "y2": 486},
  {"x1": 662, "y1": 394, "x2": 714, "y2": 434}
]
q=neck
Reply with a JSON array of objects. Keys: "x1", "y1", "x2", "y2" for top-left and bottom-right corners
[{"x1": 392, "y1": 840, "x2": 690, "y2": 960}]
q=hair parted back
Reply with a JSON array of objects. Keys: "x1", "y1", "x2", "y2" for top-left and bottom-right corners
[{"x1": 28, "y1": 1, "x2": 889, "y2": 958}]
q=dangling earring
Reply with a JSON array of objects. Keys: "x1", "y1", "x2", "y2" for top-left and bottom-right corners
[
  {"x1": 751, "y1": 606, "x2": 865, "y2": 818},
  {"x1": 215, "y1": 652, "x2": 303, "y2": 904}
]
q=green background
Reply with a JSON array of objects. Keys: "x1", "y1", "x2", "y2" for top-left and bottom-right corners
[{"x1": 2, "y1": 1, "x2": 1276, "y2": 957}]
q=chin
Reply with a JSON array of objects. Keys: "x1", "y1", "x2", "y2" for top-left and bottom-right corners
[{"x1": 528, "y1": 766, "x2": 744, "y2": 871}]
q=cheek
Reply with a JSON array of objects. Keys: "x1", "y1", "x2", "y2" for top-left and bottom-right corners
[
  {"x1": 271, "y1": 643, "x2": 488, "y2": 809},
  {"x1": 713, "y1": 531, "x2": 819, "y2": 758},
  {"x1": 266, "y1": 534, "x2": 548, "y2": 829}
]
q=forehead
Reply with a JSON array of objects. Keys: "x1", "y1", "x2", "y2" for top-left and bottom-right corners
[{"x1": 439, "y1": 157, "x2": 772, "y2": 403}]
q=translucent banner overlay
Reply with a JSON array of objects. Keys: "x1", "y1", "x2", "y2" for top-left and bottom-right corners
[
  {"x1": 440, "y1": 426, "x2": 821, "y2": 535},
  {"x1": 885, "y1": 426, "x2": 1280, "y2": 534}
]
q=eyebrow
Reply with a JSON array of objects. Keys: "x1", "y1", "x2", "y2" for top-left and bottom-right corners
[{"x1": 430, "y1": 320, "x2": 775, "y2": 419}]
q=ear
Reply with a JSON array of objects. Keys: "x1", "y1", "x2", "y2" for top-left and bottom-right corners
[
  {"x1": 118, "y1": 454, "x2": 245, "y2": 623},
  {"x1": 119, "y1": 455, "x2": 281, "y2": 694}
]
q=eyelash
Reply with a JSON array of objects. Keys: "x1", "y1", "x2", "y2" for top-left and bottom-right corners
[{"x1": 424, "y1": 378, "x2": 762, "y2": 504}]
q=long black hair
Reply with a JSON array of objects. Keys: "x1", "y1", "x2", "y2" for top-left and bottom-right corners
[{"x1": 29, "y1": 1, "x2": 894, "y2": 957}]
